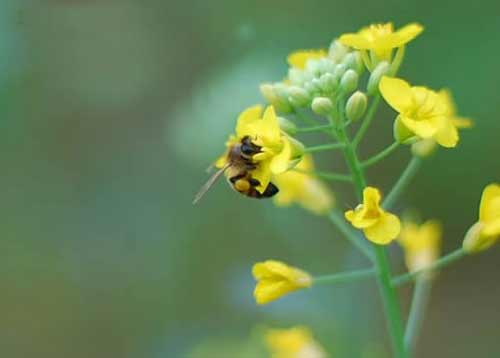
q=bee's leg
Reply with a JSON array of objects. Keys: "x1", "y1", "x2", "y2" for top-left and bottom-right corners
[{"x1": 262, "y1": 182, "x2": 279, "y2": 197}]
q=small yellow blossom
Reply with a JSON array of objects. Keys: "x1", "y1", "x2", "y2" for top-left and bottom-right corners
[
  {"x1": 463, "y1": 183, "x2": 500, "y2": 253},
  {"x1": 265, "y1": 326, "x2": 327, "y2": 358},
  {"x1": 345, "y1": 187, "x2": 401, "y2": 245},
  {"x1": 252, "y1": 260, "x2": 312, "y2": 305},
  {"x1": 215, "y1": 105, "x2": 304, "y2": 193},
  {"x1": 339, "y1": 22, "x2": 423, "y2": 61},
  {"x1": 411, "y1": 89, "x2": 472, "y2": 156},
  {"x1": 380, "y1": 76, "x2": 460, "y2": 148},
  {"x1": 273, "y1": 155, "x2": 334, "y2": 215},
  {"x1": 287, "y1": 49, "x2": 327, "y2": 70},
  {"x1": 398, "y1": 220, "x2": 442, "y2": 273}
]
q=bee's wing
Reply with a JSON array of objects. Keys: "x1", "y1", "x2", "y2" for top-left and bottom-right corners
[{"x1": 192, "y1": 163, "x2": 230, "y2": 205}]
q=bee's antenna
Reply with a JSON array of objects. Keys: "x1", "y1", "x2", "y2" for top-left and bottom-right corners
[{"x1": 192, "y1": 162, "x2": 231, "y2": 205}]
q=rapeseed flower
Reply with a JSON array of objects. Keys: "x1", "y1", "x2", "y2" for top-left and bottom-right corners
[
  {"x1": 272, "y1": 155, "x2": 334, "y2": 215},
  {"x1": 345, "y1": 187, "x2": 401, "y2": 245},
  {"x1": 252, "y1": 260, "x2": 312, "y2": 305},
  {"x1": 380, "y1": 76, "x2": 460, "y2": 148},
  {"x1": 215, "y1": 105, "x2": 304, "y2": 193},
  {"x1": 463, "y1": 184, "x2": 500, "y2": 253},
  {"x1": 265, "y1": 326, "x2": 327, "y2": 358},
  {"x1": 398, "y1": 219, "x2": 442, "y2": 273},
  {"x1": 339, "y1": 22, "x2": 423, "y2": 62}
]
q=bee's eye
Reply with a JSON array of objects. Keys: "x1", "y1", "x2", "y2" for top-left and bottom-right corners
[{"x1": 241, "y1": 143, "x2": 256, "y2": 155}]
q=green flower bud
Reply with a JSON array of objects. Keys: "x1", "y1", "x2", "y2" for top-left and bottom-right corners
[
  {"x1": 393, "y1": 117, "x2": 418, "y2": 144},
  {"x1": 328, "y1": 40, "x2": 350, "y2": 62},
  {"x1": 277, "y1": 116, "x2": 297, "y2": 135},
  {"x1": 319, "y1": 73, "x2": 339, "y2": 93},
  {"x1": 311, "y1": 97, "x2": 334, "y2": 116},
  {"x1": 367, "y1": 61, "x2": 390, "y2": 95},
  {"x1": 317, "y1": 57, "x2": 336, "y2": 74},
  {"x1": 345, "y1": 91, "x2": 368, "y2": 122},
  {"x1": 340, "y1": 69, "x2": 358, "y2": 94},
  {"x1": 259, "y1": 83, "x2": 292, "y2": 113},
  {"x1": 333, "y1": 63, "x2": 347, "y2": 78},
  {"x1": 342, "y1": 52, "x2": 364, "y2": 74},
  {"x1": 305, "y1": 59, "x2": 322, "y2": 77},
  {"x1": 288, "y1": 86, "x2": 310, "y2": 107},
  {"x1": 288, "y1": 68, "x2": 306, "y2": 85}
]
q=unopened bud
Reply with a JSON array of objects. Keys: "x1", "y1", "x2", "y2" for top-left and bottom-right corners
[
  {"x1": 328, "y1": 40, "x2": 350, "y2": 62},
  {"x1": 340, "y1": 69, "x2": 358, "y2": 94},
  {"x1": 272, "y1": 83, "x2": 293, "y2": 113},
  {"x1": 462, "y1": 222, "x2": 496, "y2": 254},
  {"x1": 318, "y1": 73, "x2": 339, "y2": 93},
  {"x1": 277, "y1": 116, "x2": 297, "y2": 135},
  {"x1": 288, "y1": 86, "x2": 310, "y2": 107},
  {"x1": 333, "y1": 63, "x2": 347, "y2": 78},
  {"x1": 393, "y1": 117, "x2": 417, "y2": 144},
  {"x1": 311, "y1": 97, "x2": 334, "y2": 116},
  {"x1": 342, "y1": 52, "x2": 364, "y2": 74},
  {"x1": 345, "y1": 91, "x2": 368, "y2": 122},
  {"x1": 288, "y1": 68, "x2": 306, "y2": 85},
  {"x1": 305, "y1": 59, "x2": 321, "y2": 77},
  {"x1": 367, "y1": 61, "x2": 390, "y2": 95}
]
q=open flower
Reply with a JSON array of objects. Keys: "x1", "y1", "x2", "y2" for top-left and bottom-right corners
[
  {"x1": 252, "y1": 260, "x2": 312, "y2": 305},
  {"x1": 398, "y1": 219, "x2": 442, "y2": 274},
  {"x1": 215, "y1": 105, "x2": 304, "y2": 193},
  {"x1": 265, "y1": 326, "x2": 327, "y2": 358},
  {"x1": 345, "y1": 187, "x2": 401, "y2": 245},
  {"x1": 463, "y1": 184, "x2": 500, "y2": 253},
  {"x1": 380, "y1": 76, "x2": 460, "y2": 148},
  {"x1": 272, "y1": 155, "x2": 334, "y2": 215},
  {"x1": 287, "y1": 49, "x2": 327, "y2": 70},
  {"x1": 339, "y1": 22, "x2": 423, "y2": 61}
]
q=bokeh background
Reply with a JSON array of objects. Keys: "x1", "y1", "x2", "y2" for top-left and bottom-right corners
[{"x1": 1, "y1": 0, "x2": 499, "y2": 357}]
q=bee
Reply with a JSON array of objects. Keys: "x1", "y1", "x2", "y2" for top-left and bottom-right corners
[{"x1": 193, "y1": 136, "x2": 279, "y2": 204}]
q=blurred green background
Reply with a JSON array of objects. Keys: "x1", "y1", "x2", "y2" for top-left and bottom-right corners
[{"x1": 1, "y1": 0, "x2": 499, "y2": 357}]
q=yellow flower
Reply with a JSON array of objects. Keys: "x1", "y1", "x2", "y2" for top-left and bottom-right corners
[
  {"x1": 380, "y1": 76, "x2": 460, "y2": 148},
  {"x1": 411, "y1": 89, "x2": 472, "y2": 156},
  {"x1": 339, "y1": 22, "x2": 423, "y2": 61},
  {"x1": 398, "y1": 220, "x2": 442, "y2": 273},
  {"x1": 252, "y1": 260, "x2": 312, "y2": 305},
  {"x1": 272, "y1": 155, "x2": 334, "y2": 215},
  {"x1": 345, "y1": 187, "x2": 401, "y2": 245},
  {"x1": 287, "y1": 49, "x2": 327, "y2": 70},
  {"x1": 463, "y1": 184, "x2": 500, "y2": 253},
  {"x1": 265, "y1": 326, "x2": 327, "y2": 358},
  {"x1": 215, "y1": 105, "x2": 304, "y2": 193}
]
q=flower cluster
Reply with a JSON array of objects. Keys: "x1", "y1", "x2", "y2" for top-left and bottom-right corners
[{"x1": 196, "y1": 20, "x2": 496, "y2": 357}]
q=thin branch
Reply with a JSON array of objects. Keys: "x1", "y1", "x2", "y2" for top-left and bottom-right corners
[
  {"x1": 314, "y1": 268, "x2": 376, "y2": 285},
  {"x1": 361, "y1": 142, "x2": 400, "y2": 168}
]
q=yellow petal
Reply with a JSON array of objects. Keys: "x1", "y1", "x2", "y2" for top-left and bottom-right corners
[
  {"x1": 364, "y1": 212, "x2": 401, "y2": 245},
  {"x1": 434, "y1": 118, "x2": 459, "y2": 148},
  {"x1": 253, "y1": 105, "x2": 282, "y2": 148},
  {"x1": 379, "y1": 76, "x2": 414, "y2": 113},
  {"x1": 270, "y1": 137, "x2": 292, "y2": 174},
  {"x1": 338, "y1": 33, "x2": 371, "y2": 49},
  {"x1": 251, "y1": 159, "x2": 272, "y2": 194},
  {"x1": 235, "y1": 105, "x2": 263, "y2": 139},
  {"x1": 287, "y1": 49, "x2": 327, "y2": 69},
  {"x1": 479, "y1": 183, "x2": 500, "y2": 223},
  {"x1": 452, "y1": 117, "x2": 473, "y2": 129},
  {"x1": 400, "y1": 115, "x2": 439, "y2": 138},
  {"x1": 393, "y1": 23, "x2": 424, "y2": 47},
  {"x1": 254, "y1": 280, "x2": 295, "y2": 305}
]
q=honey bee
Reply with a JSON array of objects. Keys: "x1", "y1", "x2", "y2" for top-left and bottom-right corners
[{"x1": 193, "y1": 136, "x2": 279, "y2": 204}]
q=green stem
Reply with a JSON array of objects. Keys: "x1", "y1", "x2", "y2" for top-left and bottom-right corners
[
  {"x1": 314, "y1": 268, "x2": 376, "y2": 285},
  {"x1": 383, "y1": 156, "x2": 422, "y2": 210},
  {"x1": 327, "y1": 210, "x2": 374, "y2": 261},
  {"x1": 374, "y1": 246, "x2": 408, "y2": 357},
  {"x1": 334, "y1": 98, "x2": 407, "y2": 357},
  {"x1": 295, "y1": 124, "x2": 334, "y2": 133},
  {"x1": 292, "y1": 108, "x2": 320, "y2": 126},
  {"x1": 293, "y1": 169, "x2": 352, "y2": 182},
  {"x1": 353, "y1": 94, "x2": 381, "y2": 148},
  {"x1": 392, "y1": 248, "x2": 466, "y2": 286},
  {"x1": 404, "y1": 278, "x2": 432, "y2": 354},
  {"x1": 362, "y1": 142, "x2": 400, "y2": 168},
  {"x1": 304, "y1": 142, "x2": 345, "y2": 153}
]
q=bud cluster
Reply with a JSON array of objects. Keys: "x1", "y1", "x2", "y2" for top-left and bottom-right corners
[{"x1": 260, "y1": 40, "x2": 370, "y2": 122}]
